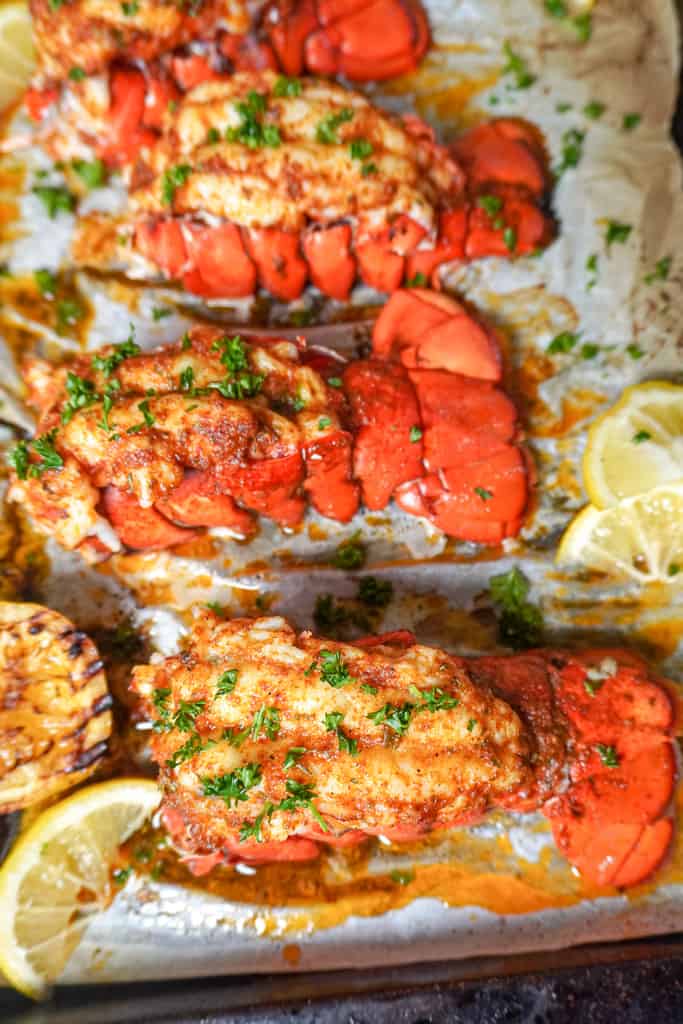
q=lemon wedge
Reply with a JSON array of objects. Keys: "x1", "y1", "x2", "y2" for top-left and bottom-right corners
[
  {"x1": 0, "y1": 778, "x2": 161, "y2": 999},
  {"x1": 583, "y1": 382, "x2": 683, "y2": 508},
  {"x1": 0, "y1": 2, "x2": 34, "y2": 112},
  {"x1": 557, "y1": 483, "x2": 683, "y2": 584}
]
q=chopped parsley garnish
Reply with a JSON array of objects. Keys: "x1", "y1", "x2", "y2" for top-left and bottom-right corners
[
  {"x1": 206, "y1": 127, "x2": 220, "y2": 144},
  {"x1": 622, "y1": 112, "x2": 641, "y2": 132},
  {"x1": 206, "y1": 601, "x2": 228, "y2": 616},
  {"x1": 583, "y1": 100, "x2": 605, "y2": 120},
  {"x1": 72, "y1": 158, "x2": 106, "y2": 189},
  {"x1": 250, "y1": 704, "x2": 280, "y2": 741},
  {"x1": 502, "y1": 42, "x2": 536, "y2": 89},
  {"x1": 332, "y1": 531, "x2": 366, "y2": 570},
  {"x1": 544, "y1": 0, "x2": 567, "y2": 15},
  {"x1": 478, "y1": 194, "x2": 504, "y2": 219},
  {"x1": 605, "y1": 220, "x2": 632, "y2": 250},
  {"x1": 121, "y1": 0, "x2": 140, "y2": 13},
  {"x1": 166, "y1": 732, "x2": 210, "y2": 769},
  {"x1": 307, "y1": 649, "x2": 355, "y2": 688},
  {"x1": 34, "y1": 268, "x2": 56, "y2": 295},
  {"x1": 367, "y1": 701, "x2": 414, "y2": 736},
  {"x1": 360, "y1": 162, "x2": 378, "y2": 177},
  {"x1": 113, "y1": 867, "x2": 132, "y2": 886},
  {"x1": 181, "y1": 332, "x2": 192, "y2": 350},
  {"x1": 668, "y1": 564, "x2": 680, "y2": 577},
  {"x1": 327, "y1": 376, "x2": 343, "y2": 388},
  {"x1": 586, "y1": 252, "x2": 599, "y2": 290},
  {"x1": 152, "y1": 306, "x2": 172, "y2": 321},
  {"x1": 555, "y1": 128, "x2": 585, "y2": 176},
  {"x1": 503, "y1": 226, "x2": 517, "y2": 252},
  {"x1": 583, "y1": 659, "x2": 617, "y2": 696},
  {"x1": 316, "y1": 107, "x2": 354, "y2": 145},
  {"x1": 409, "y1": 425, "x2": 422, "y2": 443},
  {"x1": 226, "y1": 90, "x2": 280, "y2": 148},
  {"x1": 221, "y1": 726, "x2": 249, "y2": 749},
  {"x1": 357, "y1": 576, "x2": 393, "y2": 608},
  {"x1": 92, "y1": 328, "x2": 140, "y2": 376},
  {"x1": 644, "y1": 256, "x2": 671, "y2": 284},
  {"x1": 409, "y1": 685, "x2": 459, "y2": 712},
  {"x1": 626, "y1": 343, "x2": 643, "y2": 360},
  {"x1": 547, "y1": 331, "x2": 578, "y2": 354},
  {"x1": 179, "y1": 366, "x2": 195, "y2": 392},
  {"x1": 8, "y1": 429, "x2": 63, "y2": 480},
  {"x1": 209, "y1": 372, "x2": 264, "y2": 400},
  {"x1": 68, "y1": 66, "x2": 86, "y2": 82},
  {"x1": 323, "y1": 711, "x2": 358, "y2": 755},
  {"x1": 474, "y1": 486, "x2": 493, "y2": 501},
  {"x1": 405, "y1": 272, "x2": 428, "y2": 288},
  {"x1": 126, "y1": 398, "x2": 155, "y2": 434},
  {"x1": 239, "y1": 801, "x2": 275, "y2": 843},
  {"x1": 273, "y1": 75, "x2": 301, "y2": 98},
  {"x1": 61, "y1": 371, "x2": 97, "y2": 423},
  {"x1": 318, "y1": 416, "x2": 331, "y2": 430},
  {"x1": 390, "y1": 868, "x2": 415, "y2": 885},
  {"x1": 360, "y1": 683, "x2": 378, "y2": 695},
  {"x1": 56, "y1": 299, "x2": 83, "y2": 333},
  {"x1": 489, "y1": 566, "x2": 544, "y2": 649},
  {"x1": 283, "y1": 747, "x2": 306, "y2": 770},
  {"x1": 581, "y1": 343, "x2": 599, "y2": 360},
  {"x1": 32, "y1": 184, "x2": 75, "y2": 218},
  {"x1": 201, "y1": 763, "x2": 262, "y2": 807},
  {"x1": 349, "y1": 138, "x2": 373, "y2": 161},
  {"x1": 572, "y1": 12, "x2": 592, "y2": 42},
  {"x1": 278, "y1": 780, "x2": 328, "y2": 831},
  {"x1": 171, "y1": 699, "x2": 205, "y2": 732},
  {"x1": 467, "y1": 718, "x2": 477, "y2": 732},
  {"x1": 632, "y1": 430, "x2": 651, "y2": 444},
  {"x1": 161, "y1": 163, "x2": 192, "y2": 206},
  {"x1": 216, "y1": 669, "x2": 238, "y2": 696},
  {"x1": 596, "y1": 743, "x2": 619, "y2": 768}
]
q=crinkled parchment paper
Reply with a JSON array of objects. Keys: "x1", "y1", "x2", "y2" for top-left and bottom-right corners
[{"x1": 1, "y1": 0, "x2": 683, "y2": 986}]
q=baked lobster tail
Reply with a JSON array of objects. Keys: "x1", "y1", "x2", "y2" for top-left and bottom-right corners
[
  {"x1": 131, "y1": 614, "x2": 678, "y2": 889},
  {"x1": 91, "y1": 74, "x2": 553, "y2": 299},
  {"x1": 8, "y1": 289, "x2": 530, "y2": 553},
  {"x1": 24, "y1": 0, "x2": 430, "y2": 164}
]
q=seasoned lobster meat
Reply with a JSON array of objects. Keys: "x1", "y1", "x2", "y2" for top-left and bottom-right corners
[
  {"x1": 67, "y1": 70, "x2": 553, "y2": 298},
  {"x1": 132, "y1": 614, "x2": 678, "y2": 889},
  {"x1": 0, "y1": 602, "x2": 112, "y2": 812},
  {"x1": 131, "y1": 614, "x2": 534, "y2": 851},
  {"x1": 9, "y1": 287, "x2": 531, "y2": 550},
  {"x1": 8, "y1": 326, "x2": 356, "y2": 556},
  {"x1": 24, "y1": 0, "x2": 429, "y2": 165},
  {"x1": 28, "y1": 0, "x2": 250, "y2": 83}
]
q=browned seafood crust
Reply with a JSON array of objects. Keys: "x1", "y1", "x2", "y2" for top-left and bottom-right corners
[
  {"x1": 29, "y1": 0, "x2": 249, "y2": 81},
  {"x1": 0, "y1": 602, "x2": 112, "y2": 812},
  {"x1": 131, "y1": 613, "x2": 533, "y2": 849}
]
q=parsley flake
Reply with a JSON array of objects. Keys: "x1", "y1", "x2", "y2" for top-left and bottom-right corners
[{"x1": 316, "y1": 107, "x2": 354, "y2": 144}]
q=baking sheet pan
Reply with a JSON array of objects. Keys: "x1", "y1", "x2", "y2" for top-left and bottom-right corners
[{"x1": 1, "y1": 0, "x2": 683, "y2": 993}]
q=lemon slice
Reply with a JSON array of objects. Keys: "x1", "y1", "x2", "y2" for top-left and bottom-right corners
[
  {"x1": 0, "y1": 778, "x2": 161, "y2": 999},
  {"x1": 557, "y1": 483, "x2": 683, "y2": 584},
  {"x1": 583, "y1": 382, "x2": 683, "y2": 508},
  {"x1": 0, "y1": 2, "x2": 35, "y2": 112}
]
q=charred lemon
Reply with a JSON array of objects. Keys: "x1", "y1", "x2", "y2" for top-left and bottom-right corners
[{"x1": 0, "y1": 602, "x2": 113, "y2": 813}]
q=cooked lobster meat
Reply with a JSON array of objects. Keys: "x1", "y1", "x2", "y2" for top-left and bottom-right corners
[
  {"x1": 8, "y1": 326, "x2": 355, "y2": 555},
  {"x1": 0, "y1": 601, "x2": 112, "y2": 813},
  {"x1": 23, "y1": 0, "x2": 429, "y2": 166},
  {"x1": 69, "y1": 73, "x2": 553, "y2": 297},
  {"x1": 132, "y1": 613, "x2": 678, "y2": 889},
  {"x1": 8, "y1": 288, "x2": 529, "y2": 552}
]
